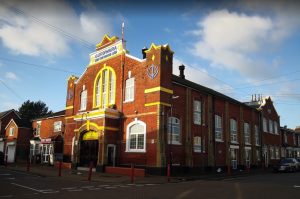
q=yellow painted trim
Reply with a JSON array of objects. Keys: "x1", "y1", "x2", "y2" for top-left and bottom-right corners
[
  {"x1": 67, "y1": 75, "x2": 79, "y2": 81},
  {"x1": 96, "y1": 34, "x2": 118, "y2": 49},
  {"x1": 74, "y1": 110, "x2": 119, "y2": 120},
  {"x1": 65, "y1": 106, "x2": 73, "y2": 110},
  {"x1": 74, "y1": 129, "x2": 79, "y2": 132},
  {"x1": 83, "y1": 131, "x2": 99, "y2": 140},
  {"x1": 144, "y1": 86, "x2": 173, "y2": 94},
  {"x1": 102, "y1": 127, "x2": 119, "y2": 131},
  {"x1": 65, "y1": 116, "x2": 75, "y2": 119},
  {"x1": 144, "y1": 43, "x2": 174, "y2": 54},
  {"x1": 92, "y1": 64, "x2": 116, "y2": 109},
  {"x1": 145, "y1": 102, "x2": 171, "y2": 107},
  {"x1": 78, "y1": 122, "x2": 119, "y2": 133}
]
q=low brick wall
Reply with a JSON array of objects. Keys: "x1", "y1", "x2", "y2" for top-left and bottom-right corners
[
  {"x1": 105, "y1": 166, "x2": 145, "y2": 177},
  {"x1": 54, "y1": 161, "x2": 72, "y2": 169}
]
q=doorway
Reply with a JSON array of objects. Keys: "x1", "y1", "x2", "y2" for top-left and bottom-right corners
[
  {"x1": 107, "y1": 144, "x2": 116, "y2": 166},
  {"x1": 79, "y1": 131, "x2": 99, "y2": 167}
]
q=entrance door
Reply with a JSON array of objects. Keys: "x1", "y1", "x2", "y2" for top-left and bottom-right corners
[
  {"x1": 231, "y1": 149, "x2": 238, "y2": 169},
  {"x1": 6, "y1": 145, "x2": 16, "y2": 163},
  {"x1": 107, "y1": 144, "x2": 116, "y2": 166},
  {"x1": 79, "y1": 140, "x2": 99, "y2": 167}
]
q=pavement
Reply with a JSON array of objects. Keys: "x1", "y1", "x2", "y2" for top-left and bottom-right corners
[{"x1": 2, "y1": 163, "x2": 273, "y2": 185}]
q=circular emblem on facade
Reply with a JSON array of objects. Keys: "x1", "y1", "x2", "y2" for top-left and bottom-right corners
[{"x1": 147, "y1": 64, "x2": 159, "y2": 79}]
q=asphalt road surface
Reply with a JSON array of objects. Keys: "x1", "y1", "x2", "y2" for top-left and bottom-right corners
[{"x1": 1, "y1": 167, "x2": 300, "y2": 199}]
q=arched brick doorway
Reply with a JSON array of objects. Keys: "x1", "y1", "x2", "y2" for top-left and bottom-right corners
[{"x1": 79, "y1": 131, "x2": 99, "y2": 167}]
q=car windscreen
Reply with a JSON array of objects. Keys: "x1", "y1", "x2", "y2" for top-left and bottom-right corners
[{"x1": 280, "y1": 159, "x2": 293, "y2": 164}]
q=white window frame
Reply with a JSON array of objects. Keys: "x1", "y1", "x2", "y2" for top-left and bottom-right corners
[
  {"x1": 168, "y1": 117, "x2": 181, "y2": 145},
  {"x1": 244, "y1": 123, "x2": 251, "y2": 145},
  {"x1": 274, "y1": 122, "x2": 278, "y2": 134},
  {"x1": 215, "y1": 115, "x2": 222, "y2": 141},
  {"x1": 9, "y1": 127, "x2": 15, "y2": 136},
  {"x1": 126, "y1": 120, "x2": 146, "y2": 153},
  {"x1": 125, "y1": 78, "x2": 135, "y2": 102},
  {"x1": 230, "y1": 119, "x2": 238, "y2": 143},
  {"x1": 193, "y1": 100, "x2": 201, "y2": 125},
  {"x1": 275, "y1": 147, "x2": 280, "y2": 159},
  {"x1": 54, "y1": 121, "x2": 62, "y2": 132},
  {"x1": 255, "y1": 125, "x2": 260, "y2": 146},
  {"x1": 231, "y1": 149, "x2": 238, "y2": 169},
  {"x1": 270, "y1": 146, "x2": 275, "y2": 159},
  {"x1": 256, "y1": 149, "x2": 261, "y2": 161},
  {"x1": 263, "y1": 117, "x2": 267, "y2": 132},
  {"x1": 269, "y1": 120, "x2": 273, "y2": 134},
  {"x1": 80, "y1": 90, "x2": 87, "y2": 111},
  {"x1": 36, "y1": 121, "x2": 41, "y2": 137},
  {"x1": 193, "y1": 136, "x2": 202, "y2": 153}
]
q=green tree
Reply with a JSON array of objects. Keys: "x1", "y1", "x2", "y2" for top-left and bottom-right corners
[{"x1": 18, "y1": 100, "x2": 52, "y2": 121}]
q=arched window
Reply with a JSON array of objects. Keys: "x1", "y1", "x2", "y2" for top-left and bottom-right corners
[
  {"x1": 80, "y1": 90, "x2": 87, "y2": 110},
  {"x1": 93, "y1": 66, "x2": 116, "y2": 108},
  {"x1": 126, "y1": 120, "x2": 146, "y2": 152},
  {"x1": 168, "y1": 117, "x2": 181, "y2": 144}
]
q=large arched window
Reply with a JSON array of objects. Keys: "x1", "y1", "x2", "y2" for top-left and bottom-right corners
[
  {"x1": 93, "y1": 66, "x2": 116, "y2": 108},
  {"x1": 126, "y1": 120, "x2": 146, "y2": 152}
]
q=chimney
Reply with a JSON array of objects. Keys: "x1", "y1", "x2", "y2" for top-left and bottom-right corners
[
  {"x1": 142, "y1": 47, "x2": 148, "y2": 59},
  {"x1": 179, "y1": 64, "x2": 185, "y2": 79}
]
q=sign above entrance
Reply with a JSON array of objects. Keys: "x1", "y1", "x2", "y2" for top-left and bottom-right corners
[
  {"x1": 89, "y1": 40, "x2": 123, "y2": 65},
  {"x1": 83, "y1": 131, "x2": 99, "y2": 141}
]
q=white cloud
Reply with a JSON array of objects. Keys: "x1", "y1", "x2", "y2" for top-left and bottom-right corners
[
  {"x1": 1, "y1": 101, "x2": 19, "y2": 110},
  {"x1": 189, "y1": 9, "x2": 296, "y2": 81},
  {"x1": 5, "y1": 72, "x2": 18, "y2": 80},
  {"x1": 0, "y1": 0, "x2": 113, "y2": 57}
]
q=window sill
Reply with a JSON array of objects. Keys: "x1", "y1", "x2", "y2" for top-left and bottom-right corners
[
  {"x1": 215, "y1": 139, "x2": 224, "y2": 143},
  {"x1": 125, "y1": 150, "x2": 146, "y2": 153},
  {"x1": 124, "y1": 100, "x2": 134, "y2": 103},
  {"x1": 231, "y1": 141, "x2": 239, "y2": 144},
  {"x1": 167, "y1": 142, "x2": 181, "y2": 145}
]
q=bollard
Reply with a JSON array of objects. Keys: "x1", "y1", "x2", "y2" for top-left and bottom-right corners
[
  {"x1": 131, "y1": 164, "x2": 134, "y2": 184},
  {"x1": 58, "y1": 161, "x2": 62, "y2": 177},
  {"x1": 5, "y1": 155, "x2": 8, "y2": 167},
  {"x1": 167, "y1": 163, "x2": 170, "y2": 182},
  {"x1": 26, "y1": 157, "x2": 30, "y2": 172},
  {"x1": 227, "y1": 165, "x2": 231, "y2": 176},
  {"x1": 88, "y1": 161, "x2": 93, "y2": 181}
]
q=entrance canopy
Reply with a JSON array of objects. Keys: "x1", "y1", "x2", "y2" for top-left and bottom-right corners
[{"x1": 82, "y1": 131, "x2": 99, "y2": 141}]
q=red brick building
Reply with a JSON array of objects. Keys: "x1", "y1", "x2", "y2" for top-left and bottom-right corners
[
  {"x1": 4, "y1": 118, "x2": 31, "y2": 163},
  {"x1": 31, "y1": 110, "x2": 65, "y2": 164},
  {"x1": 281, "y1": 126, "x2": 300, "y2": 158},
  {"x1": 61, "y1": 35, "x2": 283, "y2": 173},
  {"x1": 0, "y1": 109, "x2": 21, "y2": 153},
  {"x1": 245, "y1": 96, "x2": 281, "y2": 167}
]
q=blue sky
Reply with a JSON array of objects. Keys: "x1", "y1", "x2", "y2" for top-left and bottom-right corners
[{"x1": 0, "y1": 0, "x2": 299, "y2": 129}]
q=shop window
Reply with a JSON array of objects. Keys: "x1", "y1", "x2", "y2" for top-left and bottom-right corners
[
  {"x1": 215, "y1": 115, "x2": 222, "y2": 141},
  {"x1": 193, "y1": 100, "x2": 201, "y2": 125},
  {"x1": 126, "y1": 120, "x2": 146, "y2": 152},
  {"x1": 168, "y1": 117, "x2": 181, "y2": 144},
  {"x1": 94, "y1": 67, "x2": 116, "y2": 108},
  {"x1": 230, "y1": 119, "x2": 238, "y2": 143},
  {"x1": 125, "y1": 78, "x2": 135, "y2": 102}
]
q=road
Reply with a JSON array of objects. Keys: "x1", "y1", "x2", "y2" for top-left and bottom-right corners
[{"x1": 1, "y1": 167, "x2": 300, "y2": 198}]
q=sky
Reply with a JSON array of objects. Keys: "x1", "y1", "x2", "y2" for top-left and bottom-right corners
[{"x1": 0, "y1": 0, "x2": 299, "y2": 129}]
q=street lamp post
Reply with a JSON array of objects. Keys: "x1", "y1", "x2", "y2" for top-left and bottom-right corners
[{"x1": 169, "y1": 95, "x2": 179, "y2": 172}]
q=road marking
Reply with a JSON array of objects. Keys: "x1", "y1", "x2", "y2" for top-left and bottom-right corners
[
  {"x1": 0, "y1": 195, "x2": 13, "y2": 198},
  {"x1": 67, "y1": 189, "x2": 83, "y2": 192},
  {"x1": 119, "y1": 185, "x2": 130, "y2": 188},
  {"x1": 87, "y1": 188, "x2": 101, "y2": 190},
  {"x1": 41, "y1": 191, "x2": 59, "y2": 194},
  {"x1": 293, "y1": 185, "x2": 300, "y2": 188},
  {"x1": 61, "y1": 187, "x2": 78, "y2": 190},
  {"x1": 145, "y1": 184, "x2": 156, "y2": 186},
  {"x1": 81, "y1": 186, "x2": 95, "y2": 188},
  {"x1": 11, "y1": 183, "x2": 44, "y2": 193},
  {"x1": 104, "y1": 186, "x2": 117, "y2": 189},
  {"x1": 135, "y1": 184, "x2": 144, "y2": 187},
  {"x1": 97, "y1": 185, "x2": 109, "y2": 187}
]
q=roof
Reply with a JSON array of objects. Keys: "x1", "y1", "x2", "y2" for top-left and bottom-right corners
[
  {"x1": 172, "y1": 75, "x2": 256, "y2": 110},
  {"x1": 32, "y1": 110, "x2": 65, "y2": 121},
  {"x1": 0, "y1": 109, "x2": 21, "y2": 119},
  {"x1": 5, "y1": 118, "x2": 31, "y2": 129}
]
